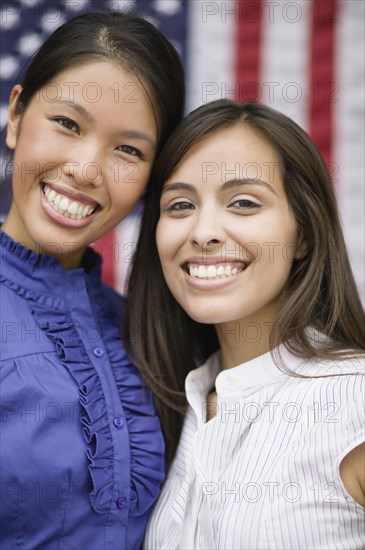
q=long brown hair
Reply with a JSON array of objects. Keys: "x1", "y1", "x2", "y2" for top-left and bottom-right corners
[{"x1": 124, "y1": 100, "x2": 365, "y2": 464}]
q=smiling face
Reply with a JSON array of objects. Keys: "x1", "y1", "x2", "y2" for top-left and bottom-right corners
[
  {"x1": 156, "y1": 124, "x2": 303, "y2": 331},
  {"x1": 4, "y1": 60, "x2": 157, "y2": 268}
]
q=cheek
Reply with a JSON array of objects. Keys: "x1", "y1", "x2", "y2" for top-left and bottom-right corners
[
  {"x1": 13, "y1": 133, "x2": 62, "y2": 175},
  {"x1": 258, "y1": 215, "x2": 298, "y2": 261},
  {"x1": 280, "y1": 240, "x2": 298, "y2": 263},
  {"x1": 156, "y1": 220, "x2": 167, "y2": 260},
  {"x1": 156, "y1": 220, "x2": 180, "y2": 271},
  {"x1": 109, "y1": 165, "x2": 151, "y2": 208},
  {"x1": 278, "y1": 222, "x2": 299, "y2": 263}
]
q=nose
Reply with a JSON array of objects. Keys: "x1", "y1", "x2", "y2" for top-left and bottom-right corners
[
  {"x1": 189, "y1": 206, "x2": 225, "y2": 251},
  {"x1": 63, "y1": 143, "x2": 103, "y2": 187}
]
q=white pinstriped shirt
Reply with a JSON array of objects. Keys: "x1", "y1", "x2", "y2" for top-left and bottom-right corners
[{"x1": 145, "y1": 347, "x2": 365, "y2": 550}]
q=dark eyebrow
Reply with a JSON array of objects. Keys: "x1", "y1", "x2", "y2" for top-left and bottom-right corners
[
  {"x1": 115, "y1": 130, "x2": 157, "y2": 149},
  {"x1": 162, "y1": 182, "x2": 195, "y2": 194},
  {"x1": 220, "y1": 178, "x2": 278, "y2": 196},
  {"x1": 161, "y1": 178, "x2": 277, "y2": 196},
  {"x1": 52, "y1": 99, "x2": 156, "y2": 149},
  {"x1": 53, "y1": 99, "x2": 94, "y2": 123}
]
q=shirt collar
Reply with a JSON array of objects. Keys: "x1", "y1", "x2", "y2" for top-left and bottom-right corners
[{"x1": 0, "y1": 227, "x2": 102, "y2": 294}]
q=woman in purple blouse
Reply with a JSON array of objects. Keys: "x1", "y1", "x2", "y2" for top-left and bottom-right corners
[{"x1": 0, "y1": 12, "x2": 184, "y2": 549}]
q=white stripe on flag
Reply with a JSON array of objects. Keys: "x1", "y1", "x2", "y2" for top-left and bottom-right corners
[
  {"x1": 186, "y1": 0, "x2": 236, "y2": 112},
  {"x1": 115, "y1": 214, "x2": 141, "y2": 296},
  {"x1": 260, "y1": 1, "x2": 310, "y2": 130},
  {"x1": 334, "y1": 0, "x2": 365, "y2": 302}
]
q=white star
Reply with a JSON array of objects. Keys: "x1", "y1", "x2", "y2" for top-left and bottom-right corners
[
  {"x1": 154, "y1": 0, "x2": 182, "y2": 16},
  {"x1": 109, "y1": 0, "x2": 137, "y2": 14},
  {"x1": 40, "y1": 10, "x2": 66, "y2": 33},
  {"x1": 0, "y1": 55, "x2": 19, "y2": 79},
  {"x1": 18, "y1": 33, "x2": 44, "y2": 56},
  {"x1": 0, "y1": 105, "x2": 8, "y2": 131},
  {"x1": 0, "y1": 6, "x2": 20, "y2": 30}
]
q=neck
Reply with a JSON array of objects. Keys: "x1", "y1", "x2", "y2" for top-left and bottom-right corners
[
  {"x1": 215, "y1": 310, "x2": 280, "y2": 370},
  {"x1": 56, "y1": 249, "x2": 85, "y2": 270}
]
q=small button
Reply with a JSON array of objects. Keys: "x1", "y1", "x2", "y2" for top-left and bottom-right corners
[
  {"x1": 116, "y1": 497, "x2": 126, "y2": 509},
  {"x1": 113, "y1": 417, "x2": 124, "y2": 429},
  {"x1": 93, "y1": 347, "x2": 104, "y2": 358}
]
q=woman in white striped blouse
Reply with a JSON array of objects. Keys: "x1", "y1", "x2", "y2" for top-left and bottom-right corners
[{"x1": 124, "y1": 100, "x2": 365, "y2": 549}]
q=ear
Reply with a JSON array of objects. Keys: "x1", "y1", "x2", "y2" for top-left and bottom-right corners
[
  {"x1": 6, "y1": 85, "x2": 23, "y2": 150},
  {"x1": 294, "y1": 233, "x2": 308, "y2": 260}
]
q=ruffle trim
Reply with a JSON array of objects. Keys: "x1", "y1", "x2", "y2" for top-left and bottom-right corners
[
  {"x1": 0, "y1": 229, "x2": 64, "y2": 271},
  {"x1": 0, "y1": 274, "x2": 65, "y2": 309},
  {"x1": 95, "y1": 295, "x2": 165, "y2": 516},
  {"x1": 0, "y1": 228, "x2": 102, "y2": 308},
  {"x1": 29, "y1": 294, "x2": 164, "y2": 517}
]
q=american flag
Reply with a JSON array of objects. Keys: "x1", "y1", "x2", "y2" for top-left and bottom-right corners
[{"x1": 1, "y1": 0, "x2": 364, "y2": 302}]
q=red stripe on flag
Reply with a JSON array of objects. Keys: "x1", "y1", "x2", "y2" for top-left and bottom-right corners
[
  {"x1": 94, "y1": 230, "x2": 115, "y2": 288},
  {"x1": 236, "y1": 0, "x2": 262, "y2": 101},
  {"x1": 309, "y1": 0, "x2": 337, "y2": 166}
]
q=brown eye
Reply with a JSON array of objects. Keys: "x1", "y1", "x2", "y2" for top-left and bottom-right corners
[
  {"x1": 168, "y1": 201, "x2": 194, "y2": 212},
  {"x1": 54, "y1": 117, "x2": 79, "y2": 134},
  {"x1": 117, "y1": 145, "x2": 142, "y2": 158},
  {"x1": 230, "y1": 199, "x2": 260, "y2": 209}
]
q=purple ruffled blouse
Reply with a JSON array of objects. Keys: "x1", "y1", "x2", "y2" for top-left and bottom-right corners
[{"x1": 0, "y1": 229, "x2": 165, "y2": 549}]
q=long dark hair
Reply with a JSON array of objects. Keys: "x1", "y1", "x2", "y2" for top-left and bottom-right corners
[
  {"x1": 124, "y1": 100, "x2": 365, "y2": 464},
  {"x1": 12, "y1": 11, "x2": 184, "y2": 153}
]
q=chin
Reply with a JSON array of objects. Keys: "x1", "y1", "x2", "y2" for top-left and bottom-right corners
[{"x1": 185, "y1": 309, "x2": 229, "y2": 326}]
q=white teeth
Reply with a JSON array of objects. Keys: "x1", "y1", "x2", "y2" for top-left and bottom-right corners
[
  {"x1": 48, "y1": 189, "x2": 56, "y2": 201},
  {"x1": 59, "y1": 197, "x2": 70, "y2": 211},
  {"x1": 188, "y1": 264, "x2": 244, "y2": 280},
  {"x1": 67, "y1": 201, "x2": 79, "y2": 214},
  {"x1": 206, "y1": 265, "x2": 216, "y2": 279},
  {"x1": 43, "y1": 184, "x2": 97, "y2": 220},
  {"x1": 54, "y1": 194, "x2": 62, "y2": 206}
]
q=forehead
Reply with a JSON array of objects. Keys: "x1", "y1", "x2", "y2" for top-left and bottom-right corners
[
  {"x1": 168, "y1": 124, "x2": 282, "y2": 185},
  {"x1": 41, "y1": 60, "x2": 147, "y2": 102},
  {"x1": 27, "y1": 60, "x2": 158, "y2": 141}
]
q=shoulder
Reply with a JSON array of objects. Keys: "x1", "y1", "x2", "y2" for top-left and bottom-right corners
[
  {"x1": 0, "y1": 279, "x2": 28, "y2": 316},
  {"x1": 319, "y1": 353, "x2": 365, "y2": 375},
  {"x1": 278, "y1": 351, "x2": 364, "y2": 438},
  {"x1": 298, "y1": 356, "x2": 365, "y2": 456},
  {"x1": 0, "y1": 284, "x2": 56, "y2": 361},
  {"x1": 297, "y1": 353, "x2": 364, "y2": 411},
  {"x1": 285, "y1": 348, "x2": 365, "y2": 386}
]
